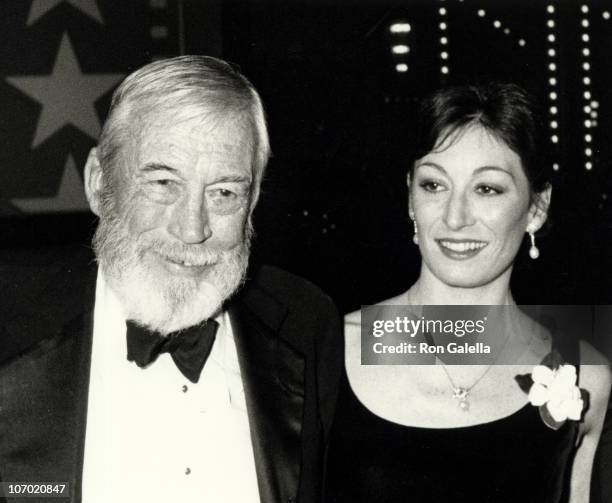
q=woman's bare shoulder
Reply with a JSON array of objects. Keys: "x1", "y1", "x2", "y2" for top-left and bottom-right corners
[
  {"x1": 579, "y1": 340, "x2": 611, "y2": 388},
  {"x1": 345, "y1": 309, "x2": 361, "y2": 327},
  {"x1": 344, "y1": 292, "x2": 409, "y2": 357},
  {"x1": 579, "y1": 340, "x2": 611, "y2": 432}
]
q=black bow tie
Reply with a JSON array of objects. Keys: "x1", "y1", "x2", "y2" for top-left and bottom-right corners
[{"x1": 126, "y1": 319, "x2": 219, "y2": 383}]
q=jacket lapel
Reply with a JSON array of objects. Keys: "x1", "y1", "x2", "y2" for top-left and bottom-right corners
[
  {"x1": 0, "y1": 249, "x2": 96, "y2": 503},
  {"x1": 229, "y1": 283, "x2": 306, "y2": 503}
]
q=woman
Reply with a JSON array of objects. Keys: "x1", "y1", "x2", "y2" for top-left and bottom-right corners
[{"x1": 326, "y1": 83, "x2": 611, "y2": 502}]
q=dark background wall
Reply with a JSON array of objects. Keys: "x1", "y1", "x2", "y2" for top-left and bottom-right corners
[{"x1": 1, "y1": 0, "x2": 611, "y2": 318}]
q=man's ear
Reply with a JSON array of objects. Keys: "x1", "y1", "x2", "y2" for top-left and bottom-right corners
[
  {"x1": 249, "y1": 182, "x2": 261, "y2": 213},
  {"x1": 84, "y1": 147, "x2": 103, "y2": 216},
  {"x1": 527, "y1": 183, "x2": 552, "y2": 233}
]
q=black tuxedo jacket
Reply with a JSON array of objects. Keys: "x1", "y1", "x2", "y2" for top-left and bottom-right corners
[{"x1": 0, "y1": 246, "x2": 342, "y2": 503}]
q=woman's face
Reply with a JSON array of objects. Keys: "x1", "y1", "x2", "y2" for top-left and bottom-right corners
[{"x1": 409, "y1": 125, "x2": 546, "y2": 289}]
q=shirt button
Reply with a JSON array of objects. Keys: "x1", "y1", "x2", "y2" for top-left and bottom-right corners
[
  {"x1": 182, "y1": 385, "x2": 188, "y2": 393},
  {"x1": 185, "y1": 467, "x2": 191, "y2": 475}
]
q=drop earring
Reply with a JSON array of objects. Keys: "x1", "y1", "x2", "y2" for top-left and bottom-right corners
[
  {"x1": 528, "y1": 228, "x2": 539, "y2": 259},
  {"x1": 412, "y1": 219, "x2": 419, "y2": 245}
]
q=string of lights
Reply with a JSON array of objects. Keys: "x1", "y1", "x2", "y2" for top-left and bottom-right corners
[
  {"x1": 383, "y1": 1, "x2": 612, "y2": 179},
  {"x1": 476, "y1": 7, "x2": 526, "y2": 48},
  {"x1": 581, "y1": 3, "x2": 595, "y2": 171},
  {"x1": 546, "y1": 4, "x2": 560, "y2": 172},
  {"x1": 389, "y1": 20, "x2": 411, "y2": 73},
  {"x1": 439, "y1": 3, "x2": 449, "y2": 76}
]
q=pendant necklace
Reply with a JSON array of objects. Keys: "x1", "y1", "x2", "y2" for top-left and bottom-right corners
[
  {"x1": 439, "y1": 363, "x2": 493, "y2": 412},
  {"x1": 404, "y1": 288, "x2": 514, "y2": 412},
  {"x1": 438, "y1": 332, "x2": 511, "y2": 412}
]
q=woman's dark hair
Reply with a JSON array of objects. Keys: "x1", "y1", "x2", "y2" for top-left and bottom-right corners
[{"x1": 410, "y1": 82, "x2": 551, "y2": 198}]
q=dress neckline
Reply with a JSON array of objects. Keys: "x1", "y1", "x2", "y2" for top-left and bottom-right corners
[{"x1": 343, "y1": 366, "x2": 535, "y2": 431}]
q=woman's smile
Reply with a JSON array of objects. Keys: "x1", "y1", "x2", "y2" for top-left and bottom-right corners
[{"x1": 436, "y1": 239, "x2": 489, "y2": 260}]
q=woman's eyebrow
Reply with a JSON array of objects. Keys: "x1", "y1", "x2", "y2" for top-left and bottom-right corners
[
  {"x1": 414, "y1": 161, "x2": 447, "y2": 174},
  {"x1": 473, "y1": 165, "x2": 516, "y2": 181}
]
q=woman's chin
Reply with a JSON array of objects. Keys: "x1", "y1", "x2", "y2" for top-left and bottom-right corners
[{"x1": 431, "y1": 265, "x2": 497, "y2": 290}]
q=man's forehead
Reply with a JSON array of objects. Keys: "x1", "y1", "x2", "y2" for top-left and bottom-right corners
[{"x1": 126, "y1": 107, "x2": 253, "y2": 156}]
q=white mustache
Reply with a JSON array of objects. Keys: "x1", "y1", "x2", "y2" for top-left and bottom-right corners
[{"x1": 140, "y1": 240, "x2": 222, "y2": 267}]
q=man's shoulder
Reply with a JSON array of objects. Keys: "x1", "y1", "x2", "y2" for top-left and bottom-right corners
[
  {"x1": 238, "y1": 265, "x2": 342, "y2": 372},
  {"x1": 1, "y1": 244, "x2": 92, "y2": 289},
  {"x1": 236, "y1": 264, "x2": 340, "y2": 345},
  {"x1": 0, "y1": 245, "x2": 96, "y2": 364},
  {"x1": 245, "y1": 264, "x2": 336, "y2": 314},
  {"x1": 0, "y1": 244, "x2": 95, "y2": 314},
  {"x1": 0, "y1": 244, "x2": 94, "y2": 272}
]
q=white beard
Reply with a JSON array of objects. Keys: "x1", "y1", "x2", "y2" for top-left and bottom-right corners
[{"x1": 93, "y1": 205, "x2": 251, "y2": 335}]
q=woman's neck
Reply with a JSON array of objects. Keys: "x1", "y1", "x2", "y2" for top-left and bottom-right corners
[{"x1": 407, "y1": 267, "x2": 515, "y2": 306}]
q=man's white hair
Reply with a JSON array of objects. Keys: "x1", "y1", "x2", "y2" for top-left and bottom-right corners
[{"x1": 98, "y1": 55, "x2": 270, "y2": 208}]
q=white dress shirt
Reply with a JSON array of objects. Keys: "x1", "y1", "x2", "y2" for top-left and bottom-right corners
[{"x1": 82, "y1": 272, "x2": 260, "y2": 503}]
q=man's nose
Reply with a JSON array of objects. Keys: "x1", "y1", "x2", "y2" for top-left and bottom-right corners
[
  {"x1": 168, "y1": 195, "x2": 212, "y2": 244},
  {"x1": 443, "y1": 191, "x2": 475, "y2": 231}
]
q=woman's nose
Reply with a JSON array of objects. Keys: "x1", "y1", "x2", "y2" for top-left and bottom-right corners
[{"x1": 443, "y1": 191, "x2": 475, "y2": 231}]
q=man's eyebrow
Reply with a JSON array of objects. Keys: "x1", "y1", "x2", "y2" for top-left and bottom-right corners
[
  {"x1": 210, "y1": 175, "x2": 252, "y2": 184},
  {"x1": 140, "y1": 162, "x2": 178, "y2": 174}
]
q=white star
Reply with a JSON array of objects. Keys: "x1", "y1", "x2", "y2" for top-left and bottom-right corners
[
  {"x1": 28, "y1": 0, "x2": 104, "y2": 25},
  {"x1": 6, "y1": 34, "x2": 123, "y2": 147},
  {"x1": 12, "y1": 155, "x2": 90, "y2": 213}
]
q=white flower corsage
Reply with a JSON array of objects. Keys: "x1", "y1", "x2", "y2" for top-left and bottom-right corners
[{"x1": 527, "y1": 364, "x2": 585, "y2": 429}]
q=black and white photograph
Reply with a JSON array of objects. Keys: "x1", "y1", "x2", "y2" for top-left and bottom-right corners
[{"x1": 1, "y1": 1, "x2": 612, "y2": 502}]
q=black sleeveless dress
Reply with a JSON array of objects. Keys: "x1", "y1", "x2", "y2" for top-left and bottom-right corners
[{"x1": 325, "y1": 338, "x2": 580, "y2": 503}]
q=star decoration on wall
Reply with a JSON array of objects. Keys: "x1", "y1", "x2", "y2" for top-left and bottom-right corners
[
  {"x1": 6, "y1": 34, "x2": 123, "y2": 148},
  {"x1": 12, "y1": 155, "x2": 90, "y2": 213},
  {"x1": 27, "y1": 0, "x2": 104, "y2": 25}
]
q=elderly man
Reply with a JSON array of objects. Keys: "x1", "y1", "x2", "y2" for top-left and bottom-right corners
[{"x1": 0, "y1": 56, "x2": 342, "y2": 503}]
